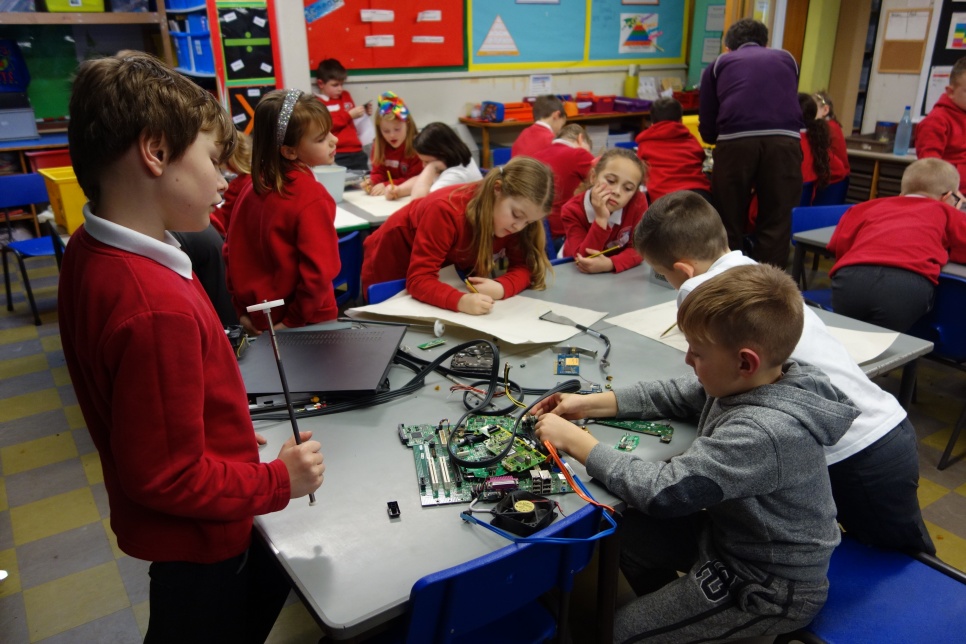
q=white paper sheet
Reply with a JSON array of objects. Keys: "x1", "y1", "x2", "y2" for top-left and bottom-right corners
[
  {"x1": 348, "y1": 267, "x2": 606, "y2": 345},
  {"x1": 341, "y1": 190, "x2": 412, "y2": 221},
  {"x1": 334, "y1": 207, "x2": 369, "y2": 232},
  {"x1": 607, "y1": 302, "x2": 899, "y2": 365}
]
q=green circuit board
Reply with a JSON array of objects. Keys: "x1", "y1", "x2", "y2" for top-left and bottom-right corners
[
  {"x1": 594, "y1": 418, "x2": 674, "y2": 443},
  {"x1": 398, "y1": 416, "x2": 573, "y2": 506}
]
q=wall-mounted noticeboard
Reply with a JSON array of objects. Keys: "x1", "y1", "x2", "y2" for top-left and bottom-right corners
[{"x1": 878, "y1": 8, "x2": 931, "y2": 74}]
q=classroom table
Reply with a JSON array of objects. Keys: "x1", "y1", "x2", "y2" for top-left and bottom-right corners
[
  {"x1": 338, "y1": 186, "x2": 412, "y2": 227},
  {"x1": 251, "y1": 262, "x2": 933, "y2": 642}
]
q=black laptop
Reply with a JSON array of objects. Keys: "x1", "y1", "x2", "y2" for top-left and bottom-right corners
[{"x1": 238, "y1": 326, "x2": 406, "y2": 405}]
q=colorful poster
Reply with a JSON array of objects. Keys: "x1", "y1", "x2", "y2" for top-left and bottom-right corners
[
  {"x1": 947, "y1": 13, "x2": 966, "y2": 50},
  {"x1": 619, "y1": 14, "x2": 663, "y2": 54},
  {"x1": 304, "y1": 0, "x2": 344, "y2": 25},
  {"x1": 477, "y1": 15, "x2": 520, "y2": 56}
]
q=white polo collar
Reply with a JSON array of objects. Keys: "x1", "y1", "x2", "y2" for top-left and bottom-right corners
[
  {"x1": 82, "y1": 204, "x2": 193, "y2": 279},
  {"x1": 584, "y1": 190, "x2": 623, "y2": 227}
]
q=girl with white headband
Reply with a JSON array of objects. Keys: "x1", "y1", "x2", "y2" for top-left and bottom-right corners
[{"x1": 224, "y1": 88, "x2": 342, "y2": 334}]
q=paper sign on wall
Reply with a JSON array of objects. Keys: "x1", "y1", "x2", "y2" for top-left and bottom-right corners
[
  {"x1": 417, "y1": 10, "x2": 441, "y2": 22},
  {"x1": 528, "y1": 74, "x2": 553, "y2": 95},
  {"x1": 619, "y1": 14, "x2": 662, "y2": 54},
  {"x1": 365, "y1": 35, "x2": 395, "y2": 48},
  {"x1": 361, "y1": 9, "x2": 394, "y2": 22},
  {"x1": 412, "y1": 36, "x2": 444, "y2": 43}
]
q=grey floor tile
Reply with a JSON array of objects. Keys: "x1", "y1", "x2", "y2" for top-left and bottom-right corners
[
  {"x1": 72, "y1": 428, "x2": 96, "y2": 456},
  {"x1": 57, "y1": 384, "x2": 77, "y2": 406},
  {"x1": 922, "y1": 490, "x2": 966, "y2": 536},
  {"x1": 0, "y1": 592, "x2": 29, "y2": 644},
  {"x1": 0, "y1": 338, "x2": 43, "y2": 361},
  {"x1": 1, "y1": 370, "x2": 55, "y2": 399},
  {"x1": 4, "y1": 459, "x2": 88, "y2": 508},
  {"x1": 0, "y1": 510, "x2": 13, "y2": 551},
  {"x1": 91, "y1": 482, "x2": 111, "y2": 519},
  {"x1": 116, "y1": 556, "x2": 151, "y2": 605},
  {"x1": 0, "y1": 409, "x2": 72, "y2": 449},
  {"x1": 36, "y1": 607, "x2": 142, "y2": 644},
  {"x1": 16, "y1": 523, "x2": 114, "y2": 590}
]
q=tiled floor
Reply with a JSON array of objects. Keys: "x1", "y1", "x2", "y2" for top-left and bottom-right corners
[{"x1": 1, "y1": 256, "x2": 964, "y2": 643}]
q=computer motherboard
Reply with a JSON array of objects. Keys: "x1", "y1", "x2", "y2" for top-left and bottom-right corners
[{"x1": 398, "y1": 415, "x2": 573, "y2": 507}]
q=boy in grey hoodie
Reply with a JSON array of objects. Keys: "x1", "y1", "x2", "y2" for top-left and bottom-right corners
[{"x1": 534, "y1": 264, "x2": 859, "y2": 643}]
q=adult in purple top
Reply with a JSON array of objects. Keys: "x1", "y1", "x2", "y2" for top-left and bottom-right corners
[{"x1": 699, "y1": 19, "x2": 804, "y2": 268}]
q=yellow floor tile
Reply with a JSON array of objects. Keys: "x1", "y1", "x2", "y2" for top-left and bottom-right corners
[
  {"x1": 64, "y1": 404, "x2": 86, "y2": 430},
  {"x1": 23, "y1": 561, "x2": 129, "y2": 642},
  {"x1": 927, "y1": 521, "x2": 966, "y2": 574},
  {"x1": 103, "y1": 518, "x2": 123, "y2": 560},
  {"x1": 956, "y1": 482, "x2": 966, "y2": 497},
  {"x1": 0, "y1": 354, "x2": 48, "y2": 380},
  {"x1": 0, "y1": 388, "x2": 62, "y2": 425},
  {"x1": 81, "y1": 452, "x2": 103, "y2": 485},
  {"x1": 918, "y1": 477, "x2": 950, "y2": 509},
  {"x1": 133, "y1": 600, "x2": 150, "y2": 638},
  {"x1": 1, "y1": 431, "x2": 77, "y2": 476},
  {"x1": 0, "y1": 325, "x2": 39, "y2": 346},
  {"x1": 0, "y1": 548, "x2": 21, "y2": 598},
  {"x1": 51, "y1": 365, "x2": 71, "y2": 387},
  {"x1": 10, "y1": 487, "x2": 99, "y2": 546},
  {"x1": 922, "y1": 427, "x2": 966, "y2": 457},
  {"x1": 0, "y1": 476, "x2": 7, "y2": 512},
  {"x1": 40, "y1": 335, "x2": 62, "y2": 353}
]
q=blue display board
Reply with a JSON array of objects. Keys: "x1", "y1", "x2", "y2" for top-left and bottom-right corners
[{"x1": 469, "y1": 0, "x2": 689, "y2": 71}]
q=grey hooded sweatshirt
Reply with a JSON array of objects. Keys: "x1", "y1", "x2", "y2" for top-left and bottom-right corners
[{"x1": 586, "y1": 361, "x2": 860, "y2": 584}]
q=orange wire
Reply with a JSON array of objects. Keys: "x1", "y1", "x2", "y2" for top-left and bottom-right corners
[{"x1": 543, "y1": 440, "x2": 615, "y2": 514}]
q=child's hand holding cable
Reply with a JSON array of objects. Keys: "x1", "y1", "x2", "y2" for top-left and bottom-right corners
[{"x1": 534, "y1": 413, "x2": 598, "y2": 464}]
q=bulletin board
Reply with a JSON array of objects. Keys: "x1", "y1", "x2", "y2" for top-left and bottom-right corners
[
  {"x1": 469, "y1": 0, "x2": 689, "y2": 71},
  {"x1": 877, "y1": 8, "x2": 931, "y2": 74},
  {"x1": 303, "y1": 0, "x2": 466, "y2": 72}
]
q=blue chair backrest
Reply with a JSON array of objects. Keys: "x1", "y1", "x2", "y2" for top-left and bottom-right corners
[
  {"x1": 0, "y1": 173, "x2": 49, "y2": 210},
  {"x1": 908, "y1": 272, "x2": 966, "y2": 362},
  {"x1": 366, "y1": 277, "x2": 407, "y2": 304},
  {"x1": 403, "y1": 505, "x2": 602, "y2": 643},
  {"x1": 334, "y1": 231, "x2": 362, "y2": 306},
  {"x1": 813, "y1": 177, "x2": 850, "y2": 206},
  {"x1": 790, "y1": 204, "x2": 851, "y2": 242}
]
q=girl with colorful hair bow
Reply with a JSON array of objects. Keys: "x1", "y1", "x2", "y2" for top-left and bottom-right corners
[{"x1": 368, "y1": 91, "x2": 423, "y2": 200}]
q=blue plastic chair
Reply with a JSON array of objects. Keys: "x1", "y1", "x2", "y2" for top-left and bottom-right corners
[
  {"x1": 388, "y1": 505, "x2": 603, "y2": 644},
  {"x1": 907, "y1": 273, "x2": 966, "y2": 469},
  {"x1": 366, "y1": 278, "x2": 407, "y2": 304},
  {"x1": 1, "y1": 174, "x2": 59, "y2": 326},
  {"x1": 334, "y1": 231, "x2": 362, "y2": 306},
  {"x1": 774, "y1": 535, "x2": 966, "y2": 643},
  {"x1": 790, "y1": 204, "x2": 851, "y2": 290},
  {"x1": 800, "y1": 178, "x2": 850, "y2": 207}
]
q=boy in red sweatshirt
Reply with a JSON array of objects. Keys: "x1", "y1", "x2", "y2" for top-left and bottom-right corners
[
  {"x1": 511, "y1": 94, "x2": 567, "y2": 158},
  {"x1": 314, "y1": 58, "x2": 373, "y2": 172},
  {"x1": 531, "y1": 123, "x2": 595, "y2": 246},
  {"x1": 828, "y1": 158, "x2": 966, "y2": 331},
  {"x1": 635, "y1": 97, "x2": 711, "y2": 202},
  {"x1": 59, "y1": 52, "x2": 324, "y2": 641}
]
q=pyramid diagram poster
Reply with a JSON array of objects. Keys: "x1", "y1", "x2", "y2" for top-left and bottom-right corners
[
  {"x1": 620, "y1": 14, "x2": 663, "y2": 54},
  {"x1": 478, "y1": 15, "x2": 520, "y2": 56}
]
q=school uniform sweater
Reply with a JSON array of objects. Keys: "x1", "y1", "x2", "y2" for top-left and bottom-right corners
[
  {"x1": 210, "y1": 173, "x2": 251, "y2": 238},
  {"x1": 828, "y1": 120, "x2": 851, "y2": 175},
  {"x1": 634, "y1": 121, "x2": 711, "y2": 202},
  {"x1": 316, "y1": 90, "x2": 363, "y2": 154},
  {"x1": 698, "y1": 42, "x2": 803, "y2": 144},
  {"x1": 560, "y1": 188, "x2": 647, "y2": 272},
  {"x1": 360, "y1": 183, "x2": 532, "y2": 310},
  {"x1": 224, "y1": 168, "x2": 340, "y2": 328},
  {"x1": 370, "y1": 144, "x2": 423, "y2": 186},
  {"x1": 827, "y1": 195, "x2": 966, "y2": 284},
  {"x1": 58, "y1": 210, "x2": 290, "y2": 564},
  {"x1": 511, "y1": 121, "x2": 555, "y2": 158},
  {"x1": 530, "y1": 140, "x2": 596, "y2": 237},
  {"x1": 592, "y1": 362, "x2": 858, "y2": 582},
  {"x1": 917, "y1": 93, "x2": 966, "y2": 192},
  {"x1": 800, "y1": 131, "x2": 849, "y2": 185},
  {"x1": 680, "y1": 250, "x2": 907, "y2": 464}
]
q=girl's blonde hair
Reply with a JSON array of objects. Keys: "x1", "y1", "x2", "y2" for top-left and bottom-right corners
[
  {"x1": 227, "y1": 131, "x2": 252, "y2": 176},
  {"x1": 455, "y1": 156, "x2": 554, "y2": 291},
  {"x1": 251, "y1": 89, "x2": 332, "y2": 196},
  {"x1": 577, "y1": 147, "x2": 647, "y2": 194},
  {"x1": 372, "y1": 112, "x2": 418, "y2": 166}
]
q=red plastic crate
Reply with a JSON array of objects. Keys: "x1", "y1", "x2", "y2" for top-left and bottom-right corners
[
  {"x1": 24, "y1": 148, "x2": 71, "y2": 172},
  {"x1": 673, "y1": 90, "x2": 700, "y2": 109},
  {"x1": 593, "y1": 95, "x2": 616, "y2": 113}
]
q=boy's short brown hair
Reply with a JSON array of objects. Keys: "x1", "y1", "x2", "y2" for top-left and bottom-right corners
[
  {"x1": 649, "y1": 97, "x2": 683, "y2": 124},
  {"x1": 901, "y1": 158, "x2": 960, "y2": 198},
  {"x1": 533, "y1": 95, "x2": 565, "y2": 121},
  {"x1": 634, "y1": 191, "x2": 728, "y2": 269},
  {"x1": 69, "y1": 51, "x2": 236, "y2": 211},
  {"x1": 950, "y1": 56, "x2": 966, "y2": 87},
  {"x1": 678, "y1": 264, "x2": 804, "y2": 368},
  {"x1": 557, "y1": 123, "x2": 591, "y2": 148},
  {"x1": 315, "y1": 58, "x2": 347, "y2": 83}
]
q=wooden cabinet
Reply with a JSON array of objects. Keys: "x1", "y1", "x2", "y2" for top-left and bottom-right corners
[{"x1": 846, "y1": 148, "x2": 914, "y2": 203}]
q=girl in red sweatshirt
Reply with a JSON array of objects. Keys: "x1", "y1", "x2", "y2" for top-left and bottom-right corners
[
  {"x1": 361, "y1": 156, "x2": 554, "y2": 315},
  {"x1": 561, "y1": 148, "x2": 649, "y2": 273},
  {"x1": 367, "y1": 92, "x2": 423, "y2": 200},
  {"x1": 225, "y1": 89, "x2": 341, "y2": 334}
]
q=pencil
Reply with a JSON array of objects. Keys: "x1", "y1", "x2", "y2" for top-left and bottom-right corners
[
  {"x1": 585, "y1": 245, "x2": 622, "y2": 259},
  {"x1": 660, "y1": 322, "x2": 676, "y2": 338},
  {"x1": 464, "y1": 278, "x2": 479, "y2": 293},
  {"x1": 386, "y1": 170, "x2": 395, "y2": 186}
]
